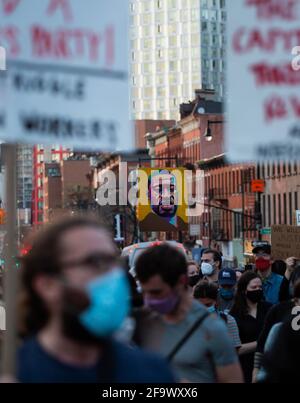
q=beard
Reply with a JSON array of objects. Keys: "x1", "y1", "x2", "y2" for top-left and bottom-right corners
[{"x1": 61, "y1": 287, "x2": 107, "y2": 346}]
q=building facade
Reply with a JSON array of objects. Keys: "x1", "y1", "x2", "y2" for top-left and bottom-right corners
[
  {"x1": 260, "y1": 162, "x2": 300, "y2": 243},
  {"x1": 32, "y1": 145, "x2": 71, "y2": 226},
  {"x1": 135, "y1": 119, "x2": 175, "y2": 148},
  {"x1": 200, "y1": 0, "x2": 227, "y2": 101}
]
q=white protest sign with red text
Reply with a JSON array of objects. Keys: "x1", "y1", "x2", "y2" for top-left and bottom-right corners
[
  {"x1": 0, "y1": 0, "x2": 132, "y2": 150},
  {"x1": 226, "y1": 0, "x2": 300, "y2": 161}
]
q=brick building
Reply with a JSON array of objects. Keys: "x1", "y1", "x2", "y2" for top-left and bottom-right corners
[
  {"x1": 259, "y1": 162, "x2": 300, "y2": 243},
  {"x1": 134, "y1": 120, "x2": 175, "y2": 149},
  {"x1": 42, "y1": 159, "x2": 93, "y2": 224},
  {"x1": 32, "y1": 145, "x2": 71, "y2": 226}
]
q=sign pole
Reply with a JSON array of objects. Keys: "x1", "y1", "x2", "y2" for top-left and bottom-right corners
[{"x1": 1, "y1": 143, "x2": 18, "y2": 378}]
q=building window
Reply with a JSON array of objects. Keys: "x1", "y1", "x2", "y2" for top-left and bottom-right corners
[
  {"x1": 283, "y1": 193, "x2": 287, "y2": 224},
  {"x1": 278, "y1": 194, "x2": 281, "y2": 224},
  {"x1": 295, "y1": 192, "x2": 298, "y2": 211},
  {"x1": 289, "y1": 192, "x2": 292, "y2": 224},
  {"x1": 261, "y1": 163, "x2": 265, "y2": 179},
  {"x1": 262, "y1": 195, "x2": 266, "y2": 227},
  {"x1": 234, "y1": 212, "x2": 242, "y2": 239},
  {"x1": 273, "y1": 194, "x2": 276, "y2": 225},
  {"x1": 268, "y1": 195, "x2": 271, "y2": 227},
  {"x1": 277, "y1": 162, "x2": 281, "y2": 177}
]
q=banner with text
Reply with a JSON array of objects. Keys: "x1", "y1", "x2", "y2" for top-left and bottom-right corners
[
  {"x1": 0, "y1": 0, "x2": 132, "y2": 150},
  {"x1": 227, "y1": 0, "x2": 300, "y2": 161},
  {"x1": 271, "y1": 225, "x2": 300, "y2": 260}
]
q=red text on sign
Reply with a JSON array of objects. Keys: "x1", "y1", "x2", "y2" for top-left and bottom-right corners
[
  {"x1": 265, "y1": 95, "x2": 300, "y2": 121},
  {"x1": 246, "y1": 0, "x2": 299, "y2": 21},
  {"x1": 31, "y1": 25, "x2": 115, "y2": 65},
  {"x1": 46, "y1": 0, "x2": 73, "y2": 22},
  {"x1": 251, "y1": 62, "x2": 300, "y2": 86},
  {"x1": 233, "y1": 27, "x2": 300, "y2": 53},
  {"x1": 0, "y1": 26, "x2": 20, "y2": 56}
]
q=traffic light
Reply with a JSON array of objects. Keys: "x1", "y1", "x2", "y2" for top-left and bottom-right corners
[{"x1": 0, "y1": 209, "x2": 5, "y2": 225}]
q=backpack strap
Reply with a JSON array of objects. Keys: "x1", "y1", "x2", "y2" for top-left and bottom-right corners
[{"x1": 167, "y1": 312, "x2": 210, "y2": 362}]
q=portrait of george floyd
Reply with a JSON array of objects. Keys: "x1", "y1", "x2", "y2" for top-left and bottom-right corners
[{"x1": 137, "y1": 168, "x2": 188, "y2": 232}]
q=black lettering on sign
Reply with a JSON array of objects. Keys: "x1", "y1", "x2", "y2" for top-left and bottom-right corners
[
  {"x1": 256, "y1": 143, "x2": 300, "y2": 159},
  {"x1": 12, "y1": 72, "x2": 86, "y2": 100},
  {"x1": 19, "y1": 113, "x2": 118, "y2": 145},
  {"x1": 289, "y1": 125, "x2": 300, "y2": 139},
  {"x1": 0, "y1": 113, "x2": 5, "y2": 128},
  {"x1": 107, "y1": 122, "x2": 118, "y2": 146}
]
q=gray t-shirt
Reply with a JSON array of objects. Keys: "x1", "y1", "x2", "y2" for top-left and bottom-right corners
[{"x1": 136, "y1": 301, "x2": 238, "y2": 383}]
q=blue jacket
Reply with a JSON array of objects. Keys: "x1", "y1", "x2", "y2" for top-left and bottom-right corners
[{"x1": 262, "y1": 272, "x2": 283, "y2": 304}]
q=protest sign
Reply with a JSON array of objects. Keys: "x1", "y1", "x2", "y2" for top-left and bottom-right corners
[
  {"x1": 0, "y1": 0, "x2": 132, "y2": 150},
  {"x1": 227, "y1": 0, "x2": 300, "y2": 161},
  {"x1": 271, "y1": 225, "x2": 300, "y2": 259}
]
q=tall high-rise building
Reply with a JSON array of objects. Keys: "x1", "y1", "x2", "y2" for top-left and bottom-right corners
[
  {"x1": 200, "y1": 0, "x2": 226, "y2": 101},
  {"x1": 130, "y1": 0, "x2": 226, "y2": 121},
  {"x1": 16, "y1": 145, "x2": 33, "y2": 210},
  {"x1": 32, "y1": 145, "x2": 71, "y2": 226}
]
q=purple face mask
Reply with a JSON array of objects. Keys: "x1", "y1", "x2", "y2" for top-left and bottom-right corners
[{"x1": 144, "y1": 292, "x2": 180, "y2": 315}]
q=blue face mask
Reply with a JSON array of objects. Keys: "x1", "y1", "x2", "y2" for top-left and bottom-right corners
[
  {"x1": 220, "y1": 287, "x2": 234, "y2": 301},
  {"x1": 79, "y1": 268, "x2": 130, "y2": 338},
  {"x1": 207, "y1": 305, "x2": 216, "y2": 314}
]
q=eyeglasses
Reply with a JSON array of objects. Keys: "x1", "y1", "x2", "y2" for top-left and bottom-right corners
[
  {"x1": 61, "y1": 252, "x2": 119, "y2": 272},
  {"x1": 255, "y1": 253, "x2": 270, "y2": 258}
]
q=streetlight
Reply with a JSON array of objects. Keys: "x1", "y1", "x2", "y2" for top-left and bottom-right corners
[
  {"x1": 204, "y1": 120, "x2": 224, "y2": 142},
  {"x1": 204, "y1": 126, "x2": 213, "y2": 142}
]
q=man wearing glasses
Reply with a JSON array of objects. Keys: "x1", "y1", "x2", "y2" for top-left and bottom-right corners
[
  {"x1": 252, "y1": 243, "x2": 283, "y2": 304},
  {"x1": 16, "y1": 217, "x2": 174, "y2": 383}
]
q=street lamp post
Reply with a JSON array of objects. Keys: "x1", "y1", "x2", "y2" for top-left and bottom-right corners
[{"x1": 204, "y1": 120, "x2": 224, "y2": 142}]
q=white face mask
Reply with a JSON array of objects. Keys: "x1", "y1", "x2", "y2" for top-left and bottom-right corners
[{"x1": 201, "y1": 262, "x2": 215, "y2": 276}]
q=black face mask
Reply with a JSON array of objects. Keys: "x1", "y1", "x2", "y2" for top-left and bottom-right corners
[
  {"x1": 188, "y1": 274, "x2": 201, "y2": 287},
  {"x1": 246, "y1": 289, "x2": 263, "y2": 304}
]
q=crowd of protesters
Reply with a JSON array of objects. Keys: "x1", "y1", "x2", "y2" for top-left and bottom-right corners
[{"x1": 2, "y1": 216, "x2": 299, "y2": 383}]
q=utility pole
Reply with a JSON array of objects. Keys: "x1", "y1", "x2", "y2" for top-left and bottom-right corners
[
  {"x1": 256, "y1": 164, "x2": 263, "y2": 241},
  {"x1": 241, "y1": 170, "x2": 246, "y2": 257},
  {"x1": 1, "y1": 144, "x2": 18, "y2": 378}
]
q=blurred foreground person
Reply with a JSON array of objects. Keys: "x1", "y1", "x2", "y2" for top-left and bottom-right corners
[
  {"x1": 18, "y1": 217, "x2": 174, "y2": 383},
  {"x1": 257, "y1": 307, "x2": 300, "y2": 383},
  {"x1": 230, "y1": 272, "x2": 272, "y2": 383},
  {"x1": 253, "y1": 267, "x2": 300, "y2": 381},
  {"x1": 134, "y1": 244, "x2": 243, "y2": 383}
]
